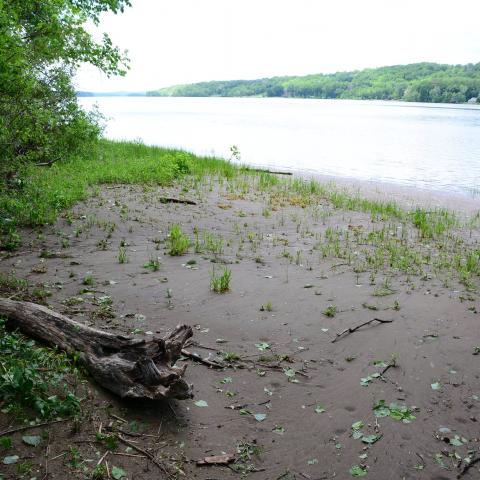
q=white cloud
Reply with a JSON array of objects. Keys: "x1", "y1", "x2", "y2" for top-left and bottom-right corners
[{"x1": 75, "y1": 0, "x2": 480, "y2": 92}]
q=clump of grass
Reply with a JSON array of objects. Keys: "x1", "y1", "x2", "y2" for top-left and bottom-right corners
[
  {"x1": 323, "y1": 305, "x2": 337, "y2": 317},
  {"x1": 260, "y1": 301, "x2": 273, "y2": 312},
  {"x1": 0, "y1": 318, "x2": 82, "y2": 419},
  {"x1": 144, "y1": 255, "x2": 161, "y2": 271},
  {"x1": 82, "y1": 274, "x2": 94, "y2": 286},
  {"x1": 168, "y1": 224, "x2": 190, "y2": 256},
  {"x1": 118, "y1": 246, "x2": 128, "y2": 263},
  {"x1": 211, "y1": 266, "x2": 232, "y2": 293}
]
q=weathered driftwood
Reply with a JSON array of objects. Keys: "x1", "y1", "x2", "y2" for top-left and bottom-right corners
[{"x1": 0, "y1": 298, "x2": 193, "y2": 400}]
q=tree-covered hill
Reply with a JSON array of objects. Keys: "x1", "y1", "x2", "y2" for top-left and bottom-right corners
[{"x1": 147, "y1": 63, "x2": 480, "y2": 104}]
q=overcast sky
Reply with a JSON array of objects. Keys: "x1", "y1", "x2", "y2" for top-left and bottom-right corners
[{"x1": 75, "y1": 0, "x2": 480, "y2": 92}]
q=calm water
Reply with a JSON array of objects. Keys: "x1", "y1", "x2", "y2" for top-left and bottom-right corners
[{"x1": 80, "y1": 97, "x2": 480, "y2": 196}]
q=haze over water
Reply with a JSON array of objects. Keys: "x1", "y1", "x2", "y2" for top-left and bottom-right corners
[{"x1": 81, "y1": 97, "x2": 480, "y2": 196}]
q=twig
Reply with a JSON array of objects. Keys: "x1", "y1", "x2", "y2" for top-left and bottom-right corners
[
  {"x1": 332, "y1": 318, "x2": 393, "y2": 343},
  {"x1": 159, "y1": 197, "x2": 197, "y2": 205},
  {"x1": 181, "y1": 348, "x2": 224, "y2": 369},
  {"x1": 457, "y1": 456, "x2": 480, "y2": 478},
  {"x1": 117, "y1": 434, "x2": 172, "y2": 479},
  {"x1": 113, "y1": 452, "x2": 147, "y2": 459},
  {"x1": 0, "y1": 418, "x2": 69, "y2": 436},
  {"x1": 97, "y1": 451, "x2": 109, "y2": 466}
]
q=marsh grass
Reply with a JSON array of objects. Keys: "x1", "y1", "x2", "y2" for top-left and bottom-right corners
[
  {"x1": 211, "y1": 266, "x2": 232, "y2": 293},
  {"x1": 168, "y1": 224, "x2": 190, "y2": 256}
]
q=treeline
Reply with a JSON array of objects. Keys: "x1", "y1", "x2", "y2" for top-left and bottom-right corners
[{"x1": 148, "y1": 63, "x2": 480, "y2": 104}]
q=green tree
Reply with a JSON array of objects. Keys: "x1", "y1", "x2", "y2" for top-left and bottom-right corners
[{"x1": 0, "y1": 0, "x2": 131, "y2": 175}]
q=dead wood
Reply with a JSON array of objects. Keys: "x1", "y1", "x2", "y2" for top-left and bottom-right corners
[
  {"x1": 159, "y1": 197, "x2": 197, "y2": 205},
  {"x1": 0, "y1": 298, "x2": 193, "y2": 401},
  {"x1": 457, "y1": 456, "x2": 480, "y2": 478},
  {"x1": 332, "y1": 318, "x2": 393, "y2": 343},
  {"x1": 180, "y1": 348, "x2": 224, "y2": 369},
  {"x1": 249, "y1": 168, "x2": 293, "y2": 176}
]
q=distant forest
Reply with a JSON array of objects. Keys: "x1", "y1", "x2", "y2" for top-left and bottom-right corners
[{"x1": 147, "y1": 63, "x2": 480, "y2": 104}]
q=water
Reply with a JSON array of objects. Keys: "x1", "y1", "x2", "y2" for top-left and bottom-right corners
[{"x1": 80, "y1": 97, "x2": 480, "y2": 196}]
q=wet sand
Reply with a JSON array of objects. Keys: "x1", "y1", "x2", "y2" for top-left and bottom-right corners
[{"x1": 1, "y1": 176, "x2": 479, "y2": 479}]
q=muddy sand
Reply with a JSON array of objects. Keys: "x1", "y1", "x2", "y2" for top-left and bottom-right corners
[{"x1": 1, "y1": 176, "x2": 479, "y2": 480}]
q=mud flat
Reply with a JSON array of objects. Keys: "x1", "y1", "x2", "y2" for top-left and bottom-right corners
[{"x1": 1, "y1": 170, "x2": 479, "y2": 479}]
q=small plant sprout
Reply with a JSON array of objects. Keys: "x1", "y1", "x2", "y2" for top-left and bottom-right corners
[
  {"x1": 144, "y1": 255, "x2": 160, "y2": 271},
  {"x1": 260, "y1": 301, "x2": 273, "y2": 312},
  {"x1": 211, "y1": 266, "x2": 232, "y2": 293},
  {"x1": 168, "y1": 224, "x2": 190, "y2": 256},
  {"x1": 323, "y1": 305, "x2": 337, "y2": 317},
  {"x1": 118, "y1": 246, "x2": 128, "y2": 263}
]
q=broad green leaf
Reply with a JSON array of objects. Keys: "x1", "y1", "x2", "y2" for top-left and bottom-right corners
[
  {"x1": 194, "y1": 400, "x2": 208, "y2": 407},
  {"x1": 22, "y1": 435, "x2": 42, "y2": 447},
  {"x1": 2, "y1": 455, "x2": 19, "y2": 465},
  {"x1": 350, "y1": 465, "x2": 367, "y2": 477},
  {"x1": 253, "y1": 413, "x2": 267, "y2": 422},
  {"x1": 111, "y1": 466, "x2": 127, "y2": 479}
]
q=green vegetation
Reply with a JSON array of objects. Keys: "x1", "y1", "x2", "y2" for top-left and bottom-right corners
[
  {"x1": 0, "y1": 0, "x2": 130, "y2": 175},
  {"x1": 211, "y1": 266, "x2": 232, "y2": 293},
  {"x1": 0, "y1": 140, "x2": 238, "y2": 249},
  {"x1": 167, "y1": 224, "x2": 190, "y2": 256},
  {"x1": 0, "y1": 319, "x2": 82, "y2": 419},
  {"x1": 148, "y1": 62, "x2": 480, "y2": 104}
]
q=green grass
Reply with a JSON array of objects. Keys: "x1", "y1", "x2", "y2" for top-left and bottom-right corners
[
  {"x1": 168, "y1": 224, "x2": 190, "y2": 256},
  {"x1": 0, "y1": 139, "x2": 240, "y2": 248},
  {"x1": 211, "y1": 266, "x2": 232, "y2": 293}
]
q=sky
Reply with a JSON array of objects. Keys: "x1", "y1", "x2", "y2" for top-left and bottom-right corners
[{"x1": 75, "y1": 0, "x2": 480, "y2": 92}]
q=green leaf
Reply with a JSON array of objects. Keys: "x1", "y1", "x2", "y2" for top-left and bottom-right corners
[
  {"x1": 350, "y1": 465, "x2": 368, "y2": 477},
  {"x1": 0, "y1": 437, "x2": 12, "y2": 449},
  {"x1": 351, "y1": 421, "x2": 364, "y2": 430},
  {"x1": 255, "y1": 342, "x2": 270, "y2": 351},
  {"x1": 314, "y1": 404, "x2": 326, "y2": 414},
  {"x1": 22, "y1": 435, "x2": 42, "y2": 447},
  {"x1": 111, "y1": 466, "x2": 127, "y2": 479},
  {"x1": 2, "y1": 455, "x2": 19, "y2": 465},
  {"x1": 431, "y1": 382, "x2": 441, "y2": 391},
  {"x1": 307, "y1": 458, "x2": 318, "y2": 465},
  {"x1": 253, "y1": 413, "x2": 267, "y2": 422},
  {"x1": 361, "y1": 434, "x2": 380, "y2": 444},
  {"x1": 194, "y1": 400, "x2": 208, "y2": 407}
]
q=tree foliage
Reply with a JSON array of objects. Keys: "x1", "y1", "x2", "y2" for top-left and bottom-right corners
[
  {"x1": 0, "y1": 0, "x2": 130, "y2": 174},
  {"x1": 148, "y1": 62, "x2": 480, "y2": 104}
]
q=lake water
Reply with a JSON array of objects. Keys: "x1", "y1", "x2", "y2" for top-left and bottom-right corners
[{"x1": 80, "y1": 97, "x2": 480, "y2": 196}]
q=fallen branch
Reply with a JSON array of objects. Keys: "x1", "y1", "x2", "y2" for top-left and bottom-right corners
[
  {"x1": 0, "y1": 298, "x2": 193, "y2": 401},
  {"x1": 0, "y1": 418, "x2": 69, "y2": 437},
  {"x1": 249, "y1": 168, "x2": 292, "y2": 176},
  {"x1": 181, "y1": 348, "x2": 224, "y2": 369},
  {"x1": 457, "y1": 456, "x2": 480, "y2": 478},
  {"x1": 332, "y1": 318, "x2": 393, "y2": 343},
  {"x1": 117, "y1": 434, "x2": 172, "y2": 478},
  {"x1": 159, "y1": 197, "x2": 197, "y2": 205}
]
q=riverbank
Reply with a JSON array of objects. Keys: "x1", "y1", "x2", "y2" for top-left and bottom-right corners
[{"x1": 1, "y1": 140, "x2": 479, "y2": 479}]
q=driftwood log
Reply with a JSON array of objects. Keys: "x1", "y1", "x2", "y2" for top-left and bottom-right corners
[{"x1": 0, "y1": 298, "x2": 193, "y2": 401}]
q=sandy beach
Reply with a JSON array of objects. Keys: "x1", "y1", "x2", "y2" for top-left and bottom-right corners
[{"x1": 1, "y1": 170, "x2": 479, "y2": 480}]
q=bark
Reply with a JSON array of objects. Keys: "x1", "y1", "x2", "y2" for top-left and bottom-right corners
[{"x1": 0, "y1": 298, "x2": 193, "y2": 400}]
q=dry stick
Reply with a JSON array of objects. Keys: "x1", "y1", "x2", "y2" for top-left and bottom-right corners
[
  {"x1": 457, "y1": 456, "x2": 480, "y2": 478},
  {"x1": 181, "y1": 348, "x2": 224, "y2": 369},
  {"x1": 0, "y1": 418, "x2": 69, "y2": 437},
  {"x1": 332, "y1": 318, "x2": 393, "y2": 343},
  {"x1": 249, "y1": 168, "x2": 292, "y2": 176},
  {"x1": 117, "y1": 434, "x2": 172, "y2": 479},
  {"x1": 159, "y1": 197, "x2": 197, "y2": 205},
  {"x1": 97, "y1": 450, "x2": 109, "y2": 467}
]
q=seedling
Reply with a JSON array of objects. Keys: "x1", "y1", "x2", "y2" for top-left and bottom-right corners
[
  {"x1": 211, "y1": 266, "x2": 231, "y2": 293},
  {"x1": 323, "y1": 305, "x2": 337, "y2": 317},
  {"x1": 168, "y1": 224, "x2": 190, "y2": 256}
]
